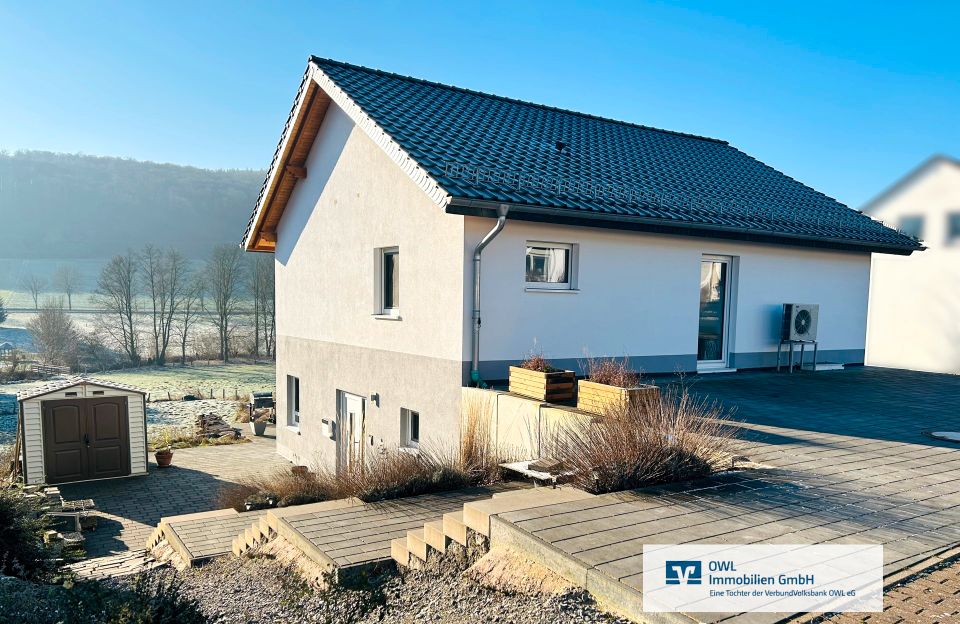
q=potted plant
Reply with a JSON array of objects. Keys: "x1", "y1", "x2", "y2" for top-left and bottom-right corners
[
  {"x1": 153, "y1": 427, "x2": 175, "y2": 468},
  {"x1": 577, "y1": 357, "x2": 659, "y2": 415},
  {"x1": 250, "y1": 415, "x2": 269, "y2": 436},
  {"x1": 509, "y1": 350, "x2": 575, "y2": 403}
]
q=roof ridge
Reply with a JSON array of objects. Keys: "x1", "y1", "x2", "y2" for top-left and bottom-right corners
[{"x1": 309, "y1": 56, "x2": 729, "y2": 146}]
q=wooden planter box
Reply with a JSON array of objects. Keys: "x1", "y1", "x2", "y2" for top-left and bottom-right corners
[
  {"x1": 508, "y1": 366, "x2": 576, "y2": 402},
  {"x1": 576, "y1": 379, "x2": 660, "y2": 415}
]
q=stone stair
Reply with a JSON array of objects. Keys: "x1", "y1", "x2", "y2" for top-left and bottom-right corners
[
  {"x1": 391, "y1": 486, "x2": 594, "y2": 568},
  {"x1": 231, "y1": 498, "x2": 364, "y2": 558}
]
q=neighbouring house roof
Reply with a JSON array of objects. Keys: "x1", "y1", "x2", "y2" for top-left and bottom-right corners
[
  {"x1": 861, "y1": 154, "x2": 960, "y2": 215},
  {"x1": 17, "y1": 376, "x2": 147, "y2": 402},
  {"x1": 243, "y1": 57, "x2": 923, "y2": 255}
]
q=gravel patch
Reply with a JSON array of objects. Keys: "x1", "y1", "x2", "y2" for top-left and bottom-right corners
[{"x1": 175, "y1": 555, "x2": 629, "y2": 624}]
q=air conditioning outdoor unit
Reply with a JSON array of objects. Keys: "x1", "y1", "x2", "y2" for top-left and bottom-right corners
[{"x1": 781, "y1": 303, "x2": 819, "y2": 341}]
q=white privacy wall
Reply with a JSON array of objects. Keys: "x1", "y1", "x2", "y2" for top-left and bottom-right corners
[
  {"x1": 464, "y1": 217, "x2": 872, "y2": 373},
  {"x1": 866, "y1": 158, "x2": 960, "y2": 374}
]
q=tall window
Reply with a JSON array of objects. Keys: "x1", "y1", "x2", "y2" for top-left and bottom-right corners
[
  {"x1": 898, "y1": 215, "x2": 924, "y2": 240},
  {"x1": 525, "y1": 242, "x2": 577, "y2": 290},
  {"x1": 948, "y1": 213, "x2": 960, "y2": 244},
  {"x1": 287, "y1": 375, "x2": 300, "y2": 427},
  {"x1": 400, "y1": 408, "x2": 420, "y2": 448},
  {"x1": 375, "y1": 247, "x2": 400, "y2": 315}
]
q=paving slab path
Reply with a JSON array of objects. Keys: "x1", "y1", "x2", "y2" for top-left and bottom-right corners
[
  {"x1": 58, "y1": 427, "x2": 290, "y2": 558},
  {"x1": 492, "y1": 367, "x2": 960, "y2": 624}
]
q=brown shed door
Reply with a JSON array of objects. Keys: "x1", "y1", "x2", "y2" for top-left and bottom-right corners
[{"x1": 42, "y1": 397, "x2": 130, "y2": 484}]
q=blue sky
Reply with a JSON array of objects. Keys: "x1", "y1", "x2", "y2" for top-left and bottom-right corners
[{"x1": 1, "y1": 1, "x2": 956, "y2": 207}]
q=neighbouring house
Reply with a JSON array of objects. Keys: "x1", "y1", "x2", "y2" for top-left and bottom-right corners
[
  {"x1": 242, "y1": 57, "x2": 921, "y2": 470},
  {"x1": 863, "y1": 155, "x2": 960, "y2": 374},
  {"x1": 17, "y1": 376, "x2": 148, "y2": 485}
]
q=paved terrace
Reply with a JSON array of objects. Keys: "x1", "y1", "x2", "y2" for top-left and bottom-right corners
[
  {"x1": 59, "y1": 428, "x2": 290, "y2": 557},
  {"x1": 492, "y1": 367, "x2": 960, "y2": 623}
]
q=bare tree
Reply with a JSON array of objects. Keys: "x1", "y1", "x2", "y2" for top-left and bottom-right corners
[
  {"x1": 249, "y1": 255, "x2": 275, "y2": 359},
  {"x1": 172, "y1": 275, "x2": 204, "y2": 366},
  {"x1": 141, "y1": 246, "x2": 190, "y2": 365},
  {"x1": 27, "y1": 299, "x2": 78, "y2": 367},
  {"x1": 258, "y1": 257, "x2": 276, "y2": 358},
  {"x1": 96, "y1": 253, "x2": 140, "y2": 365},
  {"x1": 51, "y1": 265, "x2": 82, "y2": 311},
  {"x1": 19, "y1": 274, "x2": 46, "y2": 310},
  {"x1": 206, "y1": 245, "x2": 246, "y2": 362}
]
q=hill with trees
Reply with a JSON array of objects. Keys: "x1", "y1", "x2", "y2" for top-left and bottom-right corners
[{"x1": 0, "y1": 150, "x2": 264, "y2": 261}]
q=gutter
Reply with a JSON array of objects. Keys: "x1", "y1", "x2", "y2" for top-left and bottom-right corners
[
  {"x1": 447, "y1": 198, "x2": 924, "y2": 256},
  {"x1": 470, "y1": 204, "x2": 509, "y2": 387}
]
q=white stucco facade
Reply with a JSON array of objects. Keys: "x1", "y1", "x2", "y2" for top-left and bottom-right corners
[
  {"x1": 465, "y1": 218, "x2": 871, "y2": 378},
  {"x1": 865, "y1": 157, "x2": 960, "y2": 374}
]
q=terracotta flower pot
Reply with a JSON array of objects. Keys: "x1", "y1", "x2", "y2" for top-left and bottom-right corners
[{"x1": 155, "y1": 449, "x2": 174, "y2": 468}]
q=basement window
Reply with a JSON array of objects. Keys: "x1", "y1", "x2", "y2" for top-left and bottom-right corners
[
  {"x1": 287, "y1": 375, "x2": 300, "y2": 428},
  {"x1": 374, "y1": 247, "x2": 400, "y2": 317},
  {"x1": 525, "y1": 242, "x2": 578, "y2": 291},
  {"x1": 400, "y1": 408, "x2": 420, "y2": 449}
]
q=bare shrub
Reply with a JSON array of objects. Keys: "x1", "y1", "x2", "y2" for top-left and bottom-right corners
[
  {"x1": 584, "y1": 356, "x2": 640, "y2": 388},
  {"x1": 545, "y1": 386, "x2": 736, "y2": 494}
]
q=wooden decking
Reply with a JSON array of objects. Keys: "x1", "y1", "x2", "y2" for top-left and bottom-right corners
[
  {"x1": 147, "y1": 508, "x2": 270, "y2": 566},
  {"x1": 278, "y1": 485, "x2": 518, "y2": 573}
]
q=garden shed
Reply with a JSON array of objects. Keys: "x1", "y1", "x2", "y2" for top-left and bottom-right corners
[{"x1": 16, "y1": 376, "x2": 148, "y2": 485}]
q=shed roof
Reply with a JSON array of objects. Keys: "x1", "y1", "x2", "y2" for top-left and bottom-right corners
[
  {"x1": 17, "y1": 376, "x2": 147, "y2": 402},
  {"x1": 243, "y1": 57, "x2": 922, "y2": 256}
]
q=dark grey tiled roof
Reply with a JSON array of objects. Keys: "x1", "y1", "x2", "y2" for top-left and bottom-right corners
[{"x1": 307, "y1": 57, "x2": 920, "y2": 253}]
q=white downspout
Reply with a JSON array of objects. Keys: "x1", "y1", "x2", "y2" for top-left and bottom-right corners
[{"x1": 470, "y1": 204, "x2": 509, "y2": 387}]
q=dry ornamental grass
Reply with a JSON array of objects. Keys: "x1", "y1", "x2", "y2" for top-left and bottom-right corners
[{"x1": 545, "y1": 385, "x2": 737, "y2": 494}]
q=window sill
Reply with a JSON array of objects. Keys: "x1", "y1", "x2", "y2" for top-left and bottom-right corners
[
  {"x1": 373, "y1": 313, "x2": 402, "y2": 321},
  {"x1": 285, "y1": 425, "x2": 301, "y2": 435},
  {"x1": 524, "y1": 287, "x2": 580, "y2": 294},
  {"x1": 399, "y1": 445, "x2": 420, "y2": 456}
]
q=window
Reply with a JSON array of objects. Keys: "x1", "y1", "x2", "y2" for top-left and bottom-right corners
[
  {"x1": 525, "y1": 242, "x2": 577, "y2": 290},
  {"x1": 948, "y1": 213, "x2": 960, "y2": 244},
  {"x1": 375, "y1": 247, "x2": 400, "y2": 316},
  {"x1": 400, "y1": 408, "x2": 420, "y2": 448},
  {"x1": 287, "y1": 375, "x2": 300, "y2": 427},
  {"x1": 898, "y1": 215, "x2": 924, "y2": 240}
]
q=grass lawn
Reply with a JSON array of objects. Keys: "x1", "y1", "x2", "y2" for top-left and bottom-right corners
[{"x1": 94, "y1": 362, "x2": 276, "y2": 397}]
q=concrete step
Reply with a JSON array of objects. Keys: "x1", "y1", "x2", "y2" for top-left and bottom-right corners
[
  {"x1": 406, "y1": 528, "x2": 428, "y2": 562},
  {"x1": 463, "y1": 487, "x2": 594, "y2": 537},
  {"x1": 424, "y1": 520, "x2": 449, "y2": 552},
  {"x1": 443, "y1": 510, "x2": 468, "y2": 546},
  {"x1": 390, "y1": 537, "x2": 409, "y2": 567}
]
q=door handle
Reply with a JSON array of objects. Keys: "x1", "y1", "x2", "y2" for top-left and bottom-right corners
[{"x1": 83, "y1": 434, "x2": 90, "y2": 447}]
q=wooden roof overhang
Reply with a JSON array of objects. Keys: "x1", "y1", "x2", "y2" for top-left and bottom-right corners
[
  {"x1": 243, "y1": 73, "x2": 331, "y2": 252},
  {"x1": 242, "y1": 61, "x2": 450, "y2": 252}
]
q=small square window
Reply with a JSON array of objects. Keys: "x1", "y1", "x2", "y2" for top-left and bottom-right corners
[
  {"x1": 287, "y1": 375, "x2": 300, "y2": 427},
  {"x1": 525, "y1": 242, "x2": 577, "y2": 290},
  {"x1": 400, "y1": 408, "x2": 420, "y2": 448},
  {"x1": 947, "y1": 213, "x2": 960, "y2": 243},
  {"x1": 375, "y1": 247, "x2": 400, "y2": 315},
  {"x1": 898, "y1": 215, "x2": 924, "y2": 240}
]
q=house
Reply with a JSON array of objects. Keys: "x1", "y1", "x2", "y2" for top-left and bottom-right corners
[
  {"x1": 863, "y1": 155, "x2": 960, "y2": 374},
  {"x1": 242, "y1": 57, "x2": 921, "y2": 470}
]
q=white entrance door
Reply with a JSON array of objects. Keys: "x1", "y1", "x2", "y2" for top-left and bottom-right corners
[
  {"x1": 697, "y1": 256, "x2": 732, "y2": 370},
  {"x1": 336, "y1": 392, "x2": 364, "y2": 475}
]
